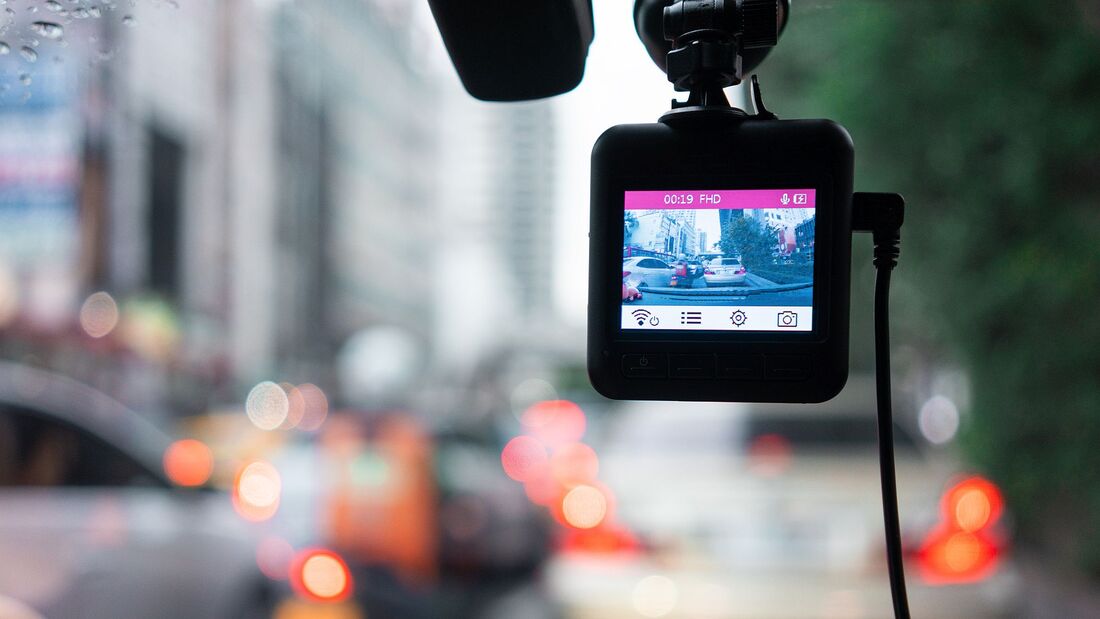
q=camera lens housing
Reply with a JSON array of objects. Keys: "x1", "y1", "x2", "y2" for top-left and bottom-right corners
[{"x1": 588, "y1": 118, "x2": 854, "y2": 403}]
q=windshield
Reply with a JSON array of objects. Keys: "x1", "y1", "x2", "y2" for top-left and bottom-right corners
[{"x1": 0, "y1": 1, "x2": 1096, "y2": 618}]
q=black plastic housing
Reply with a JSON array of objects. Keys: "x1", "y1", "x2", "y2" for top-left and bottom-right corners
[{"x1": 587, "y1": 119, "x2": 854, "y2": 402}]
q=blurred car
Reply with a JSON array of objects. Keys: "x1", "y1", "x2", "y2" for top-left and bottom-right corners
[
  {"x1": 622, "y1": 257, "x2": 673, "y2": 288},
  {"x1": 0, "y1": 363, "x2": 275, "y2": 619},
  {"x1": 546, "y1": 377, "x2": 1022, "y2": 619},
  {"x1": 704, "y1": 257, "x2": 748, "y2": 286}
]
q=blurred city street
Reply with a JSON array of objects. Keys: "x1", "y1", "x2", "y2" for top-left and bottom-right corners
[{"x1": 0, "y1": 1, "x2": 1098, "y2": 619}]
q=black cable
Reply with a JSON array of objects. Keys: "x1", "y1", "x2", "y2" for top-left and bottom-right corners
[
  {"x1": 853, "y1": 192, "x2": 910, "y2": 618},
  {"x1": 866, "y1": 193, "x2": 911, "y2": 619},
  {"x1": 875, "y1": 264, "x2": 911, "y2": 619}
]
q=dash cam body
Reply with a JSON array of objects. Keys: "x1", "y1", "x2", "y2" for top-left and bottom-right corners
[{"x1": 587, "y1": 118, "x2": 854, "y2": 403}]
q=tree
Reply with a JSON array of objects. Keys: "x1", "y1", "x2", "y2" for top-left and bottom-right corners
[
  {"x1": 763, "y1": 0, "x2": 1100, "y2": 576},
  {"x1": 718, "y1": 214, "x2": 775, "y2": 270}
]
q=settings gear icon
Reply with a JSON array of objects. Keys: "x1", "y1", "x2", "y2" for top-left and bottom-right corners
[{"x1": 730, "y1": 310, "x2": 747, "y2": 327}]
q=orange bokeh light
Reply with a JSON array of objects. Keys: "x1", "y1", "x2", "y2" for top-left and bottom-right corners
[
  {"x1": 163, "y1": 439, "x2": 214, "y2": 487},
  {"x1": 232, "y1": 460, "x2": 282, "y2": 521},
  {"x1": 521, "y1": 400, "x2": 586, "y2": 448},
  {"x1": 562, "y1": 484, "x2": 608, "y2": 529},
  {"x1": 290, "y1": 549, "x2": 353, "y2": 603},
  {"x1": 501, "y1": 435, "x2": 549, "y2": 482},
  {"x1": 943, "y1": 476, "x2": 1003, "y2": 533},
  {"x1": 917, "y1": 528, "x2": 998, "y2": 584},
  {"x1": 550, "y1": 442, "x2": 599, "y2": 488}
]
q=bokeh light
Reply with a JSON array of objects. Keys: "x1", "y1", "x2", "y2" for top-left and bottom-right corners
[
  {"x1": 233, "y1": 460, "x2": 281, "y2": 521},
  {"x1": 918, "y1": 395, "x2": 960, "y2": 445},
  {"x1": 945, "y1": 476, "x2": 1003, "y2": 533},
  {"x1": 942, "y1": 532, "x2": 983, "y2": 572},
  {"x1": 290, "y1": 549, "x2": 353, "y2": 603},
  {"x1": 162, "y1": 439, "x2": 214, "y2": 487},
  {"x1": 521, "y1": 399, "x2": 586, "y2": 447},
  {"x1": 632, "y1": 574, "x2": 679, "y2": 618},
  {"x1": 246, "y1": 381, "x2": 290, "y2": 430},
  {"x1": 747, "y1": 433, "x2": 792, "y2": 477},
  {"x1": 550, "y1": 442, "x2": 599, "y2": 487},
  {"x1": 562, "y1": 484, "x2": 608, "y2": 529},
  {"x1": 280, "y1": 383, "x2": 306, "y2": 429},
  {"x1": 256, "y1": 536, "x2": 295, "y2": 580},
  {"x1": 79, "y1": 291, "x2": 119, "y2": 338},
  {"x1": 919, "y1": 529, "x2": 997, "y2": 583},
  {"x1": 523, "y1": 466, "x2": 560, "y2": 506},
  {"x1": 295, "y1": 383, "x2": 329, "y2": 431},
  {"x1": 501, "y1": 435, "x2": 549, "y2": 482}
]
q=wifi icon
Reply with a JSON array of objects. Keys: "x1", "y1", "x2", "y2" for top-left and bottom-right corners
[{"x1": 631, "y1": 309, "x2": 654, "y2": 326}]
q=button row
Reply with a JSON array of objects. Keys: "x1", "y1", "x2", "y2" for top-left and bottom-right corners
[{"x1": 621, "y1": 353, "x2": 810, "y2": 381}]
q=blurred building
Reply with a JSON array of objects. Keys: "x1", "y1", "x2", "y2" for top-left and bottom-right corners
[
  {"x1": 625, "y1": 209, "x2": 698, "y2": 258},
  {"x1": 0, "y1": 0, "x2": 439, "y2": 415},
  {"x1": 434, "y1": 79, "x2": 559, "y2": 369}
]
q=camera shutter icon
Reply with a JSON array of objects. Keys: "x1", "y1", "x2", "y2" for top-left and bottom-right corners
[{"x1": 777, "y1": 311, "x2": 798, "y2": 327}]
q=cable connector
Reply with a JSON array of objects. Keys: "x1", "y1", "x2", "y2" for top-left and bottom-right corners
[{"x1": 852, "y1": 192, "x2": 904, "y2": 270}]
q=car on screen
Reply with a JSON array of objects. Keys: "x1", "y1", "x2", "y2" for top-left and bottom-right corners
[
  {"x1": 545, "y1": 376, "x2": 1022, "y2": 619},
  {"x1": 622, "y1": 257, "x2": 673, "y2": 289},
  {"x1": 669, "y1": 259, "x2": 705, "y2": 288},
  {"x1": 0, "y1": 363, "x2": 275, "y2": 619},
  {"x1": 703, "y1": 257, "x2": 748, "y2": 286}
]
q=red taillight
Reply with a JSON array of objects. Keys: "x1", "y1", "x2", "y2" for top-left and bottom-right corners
[
  {"x1": 915, "y1": 475, "x2": 1006, "y2": 585},
  {"x1": 704, "y1": 269, "x2": 714, "y2": 275},
  {"x1": 944, "y1": 476, "x2": 1004, "y2": 533},
  {"x1": 289, "y1": 548, "x2": 353, "y2": 603},
  {"x1": 737, "y1": 267, "x2": 746, "y2": 274},
  {"x1": 917, "y1": 527, "x2": 999, "y2": 585},
  {"x1": 558, "y1": 523, "x2": 640, "y2": 556},
  {"x1": 622, "y1": 271, "x2": 631, "y2": 279}
]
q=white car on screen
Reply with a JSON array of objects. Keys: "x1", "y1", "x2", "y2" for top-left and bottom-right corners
[
  {"x1": 704, "y1": 257, "x2": 748, "y2": 286},
  {"x1": 622, "y1": 257, "x2": 673, "y2": 288}
]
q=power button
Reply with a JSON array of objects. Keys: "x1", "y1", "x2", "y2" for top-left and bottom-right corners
[{"x1": 621, "y1": 354, "x2": 668, "y2": 379}]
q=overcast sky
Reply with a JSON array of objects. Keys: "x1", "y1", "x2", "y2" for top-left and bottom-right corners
[{"x1": 418, "y1": 0, "x2": 751, "y2": 329}]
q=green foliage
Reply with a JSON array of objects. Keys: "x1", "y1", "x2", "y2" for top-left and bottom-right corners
[
  {"x1": 718, "y1": 214, "x2": 775, "y2": 271},
  {"x1": 763, "y1": 1, "x2": 1100, "y2": 575}
]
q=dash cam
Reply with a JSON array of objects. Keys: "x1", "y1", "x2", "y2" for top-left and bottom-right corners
[
  {"x1": 587, "y1": 118, "x2": 854, "y2": 403},
  {"x1": 586, "y1": 0, "x2": 855, "y2": 403}
]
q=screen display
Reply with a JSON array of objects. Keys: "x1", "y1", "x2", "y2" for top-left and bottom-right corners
[{"x1": 621, "y1": 189, "x2": 815, "y2": 332}]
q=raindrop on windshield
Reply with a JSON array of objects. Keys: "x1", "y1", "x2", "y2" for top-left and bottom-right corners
[
  {"x1": 19, "y1": 46, "x2": 36, "y2": 62},
  {"x1": 0, "y1": 42, "x2": 9, "y2": 55},
  {"x1": 30, "y1": 22, "x2": 64, "y2": 39},
  {"x1": 72, "y1": 7, "x2": 89, "y2": 19},
  {"x1": 19, "y1": 73, "x2": 30, "y2": 85},
  {"x1": 121, "y1": 14, "x2": 134, "y2": 26},
  {"x1": 46, "y1": 1, "x2": 63, "y2": 12}
]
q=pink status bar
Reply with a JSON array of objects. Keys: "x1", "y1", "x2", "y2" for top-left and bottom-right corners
[{"x1": 624, "y1": 189, "x2": 816, "y2": 210}]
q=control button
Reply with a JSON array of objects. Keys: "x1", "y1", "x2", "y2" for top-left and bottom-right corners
[
  {"x1": 669, "y1": 354, "x2": 715, "y2": 379},
  {"x1": 622, "y1": 354, "x2": 668, "y2": 379},
  {"x1": 765, "y1": 354, "x2": 811, "y2": 381},
  {"x1": 717, "y1": 353, "x2": 764, "y2": 380}
]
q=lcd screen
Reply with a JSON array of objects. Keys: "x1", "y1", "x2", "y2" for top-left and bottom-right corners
[{"x1": 621, "y1": 189, "x2": 815, "y2": 332}]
